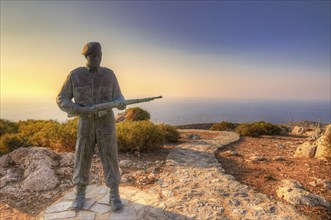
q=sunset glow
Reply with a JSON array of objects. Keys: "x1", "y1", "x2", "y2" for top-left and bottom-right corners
[{"x1": 1, "y1": 1, "x2": 330, "y2": 121}]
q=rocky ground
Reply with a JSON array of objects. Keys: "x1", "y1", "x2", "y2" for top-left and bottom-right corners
[
  {"x1": 216, "y1": 135, "x2": 331, "y2": 220},
  {"x1": 0, "y1": 143, "x2": 172, "y2": 220},
  {"x1": 0, "y1": 128, "x2": 330, "y2": 219}
]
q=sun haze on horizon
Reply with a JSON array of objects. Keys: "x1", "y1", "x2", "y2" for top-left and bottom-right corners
[{"x1": 1, "y1": 1, "x2": 330, "y2": 104}]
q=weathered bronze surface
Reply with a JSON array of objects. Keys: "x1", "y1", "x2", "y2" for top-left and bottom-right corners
[{"x1": 56, "y1": 42, "x2": 124, "y2": 211}]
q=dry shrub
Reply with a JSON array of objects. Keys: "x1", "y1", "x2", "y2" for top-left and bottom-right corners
[
  {"x1": 0, "y1": 119, "x2": 19, "y2": 136},
  {"x1": 157, "y1": 123, "x2": 179, "y2": 143},
  {"x1": 116, "y1": 121, "x2": 164, "y2": 152},
  {"x1": 0, "y1": 119, "x2": 78, "y2": 154},
  {"x1": 0, "y1": 133, "x2": 29, "y2": 155},
  {"x1": 236, "y1": 121, "x2": 282, "y2": 137},
  {"x1": 210, "y1": 121, "x2": 237, "y2": 131},
  {"x1": 124, "y1": 107, "x2": 150, "y2": 121}
]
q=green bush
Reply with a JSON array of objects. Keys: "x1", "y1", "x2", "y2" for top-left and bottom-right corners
[
  {"x1": 0, "y1": 119, "x2": 19, "y2": 136},
  {"x1": 0, "y1": 119, "x2": 78, "y2": 154},
  {"x1": 0, "y1": 133, "x2": 29, "y2": 155},
  {"x1": 116, "y1": 121, "x2": 164, "y2": 152},
  {"x1": 210, "y1": 121, "x2": 237, "y2": 131},
  {"x1": 18, "y1": 119, "x2": 52, "y2": 138},
  {"x1": 235, "y1": 121, "x2": 282, "y2": 137},
  {"x1": 28, "y1": 119, "x2": 78, "y2": 152},
  {"x1": 124, "y1": 107, "x2": 150, "y2": 121},
  {"x1": 60, "y1": 118, "x2": 78, "y2": 152},
  {"x1": 158, "y1": 123, "x2": 179, "y2": 143},
  {"x1": 28, "y1": 120, "x2": 62, "y2": 147}
]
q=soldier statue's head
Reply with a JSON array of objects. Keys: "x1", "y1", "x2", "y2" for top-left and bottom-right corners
[{"x1": 82, "y1": 42, "x2": 102, "y2": 69}]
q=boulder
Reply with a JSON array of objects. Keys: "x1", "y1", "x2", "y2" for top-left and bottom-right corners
[
  {"x1": 273, "y1": 156, "x2": 286, "y2": 161},
  {"x1": 314, "y1": 124, "x2": 331, "y2": 160},
  {"x1": 119, "y1": 159, "x2": 132, "y2": 168},
  {"x1": 5, "y1": 147, "x2": 60, "y2": 191},
  {"x1": 249, "y1": 155, "x2": 267, "y2": 162},
  {"x1": 9, "y1": 147, "x2": 59, "y2": 168},
  {"x1": 276, "y1": 179, "x2": 330, "y2": 208},
  {"x1": 121, "y1": 174, "x2": 134, "y2": 183},
  {"x1": 23, "y1": 165, "x2": 59, "y2": 191},
  {"x1": 0, "y1": 169, "x2": 18, "y2": 188},
  {"x1": 294, "y1": 142, "x2": 316, "y2": 158},
  {"x1": 60, "y1": 153, "x2": 74, "y2": 167},
  {"x1": 187, "y1": 134, "x2": 201, "y2": 140},
  {"x1": 309, "y1": 178, "x2": 331, "y2": 190},
  {"x1": 225, "y1": 150, "x2": 239, "y2": 156},
  {"x1": 0, "y1": 155, "x2": 15, "y2": 168},
  {"x1": 307, "y1": 127, "x2": 322, "y2": 141},
  {"x1": 325, "y1": 124, "x2": 331, "y2": 143},
  {"x1": 291, "y1": 126, "x2": 305, "y2": 135}
]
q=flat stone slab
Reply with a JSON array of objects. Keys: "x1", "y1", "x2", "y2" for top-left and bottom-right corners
[
  {"x1": 90, "y1": 203, "x2": 111, "y2": 214},
  {"x1": 76, "y1": 211, "x2": 96, "y2": 220},
  {"x1": 82, "y1": 198, "x2": 96, "y2": 210},
  {"x1": 45, "y1": 201, "x2": 72, "y2": 213},
  {"x1": 44, "y1": 211, "x2": 76, "y2": 220},
  {"x1": 109, "y1": 205, "x2": 136, "y2": 220}
]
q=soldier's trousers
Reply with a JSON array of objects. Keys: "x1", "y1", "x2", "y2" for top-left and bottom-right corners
[{"x1": 72, "y1": 111, "x2": 121, "y2": 187}]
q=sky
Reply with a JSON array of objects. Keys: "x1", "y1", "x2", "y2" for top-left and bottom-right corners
[{"x1": 1, "y1": 0, "x2": 330, "y2": 104}]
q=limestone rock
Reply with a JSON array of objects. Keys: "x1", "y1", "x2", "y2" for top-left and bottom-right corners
[
  {"x1": 0, "y1": 154, "x2": 15, "y2": 168},
  {"x1": 9, "y1": 147, "x2": 59, "y2": 168},
  {"x1": 276, "y1": 179, "x2": 330, "y2": 208},
  {"x1": 60, "y1": 153, "x2": 74, "y2": 167},
  {"x1": 309, "y1": 178, "x2": 331, "y2": 190},
  {"x1": 225, "y1": 150, "x2": 239, "y2": 156},
  {"x1": 119, "y1": 159, "x2": 132, "y2": 168},
  {"x1": 314, "y1": 124, "x2": 331, "y2": 160},
  {"x1": 307, "y1": 127, "x2": 322, "y2": 141},
  {"x1": 291, "y1": 126, "x2": 305, "y2": 135},
  {"x1": 56, "y1": 167, "x2": 73, "y2": 178},
  {"x1": 23, "y1": 165, "x2": 59, "y2": 191},
  {"x1": 5, "y1": 147, "x2": 60, "y2": 191},
  {"x1": 294, "y1": 142, "x2": 316, "y2": 158},
  {"x1": 249, "y1": 155, "x2": 267, "y2": 162},
  {"x1": 325, "y1": 124, "x2": 331, "y2": 143},
  {"x1": 0, "y1": 169, "x2": 18, "y2": 188},
  {"x1": 187, "y1": 134, "x2": 201, "y2": 140},
  {"x1": 115, "y1": 113, "x2": 125, "y2": 123},
  {"x1": 121, "y1": 174, "x2": 134, "y2": 183},
  {"x1": 273, "y1": 156, "x2": 286, "y2": 161}
]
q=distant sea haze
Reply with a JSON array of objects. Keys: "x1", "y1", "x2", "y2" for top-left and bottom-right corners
[{"x1": 1, "y1": 98, "x2": 330, "y2": 125}]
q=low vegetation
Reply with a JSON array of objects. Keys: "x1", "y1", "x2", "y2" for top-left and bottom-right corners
[
  {"x1": 157, "y1": 123, "x2": 180, "y2": 143},
  {"x1": 0, "y1": 108, "x2": 179, "y2": 155},
  {"x1": 0, "y1": 119, "x2": 78, "y2": 155},
  {"x1": 116, "y1": 121, "x2": 165, "y2": 152},
  {"x1": 124, "y1": 107, "x2": 150, "y2": 121},
  {"x1": 235, "y1": 121, "x2": 283, "y2": 137},
  {"x1": 210, "y1": 121, "x2": 237, "y2": 131},
  {"x1": 0, "y1": 119, "x2": 19, "y2": 136},
  {"x1": 1, "y1": 115, "x2": 294, "y2": 155}
]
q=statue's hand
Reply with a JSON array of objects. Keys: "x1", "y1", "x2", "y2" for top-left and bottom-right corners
[
  {"x1": 116, "y1": 103, "x2": 126, "y2": 110},
  {"x1": 81, "y1": 106, "x2": 95, "y2": 116}
]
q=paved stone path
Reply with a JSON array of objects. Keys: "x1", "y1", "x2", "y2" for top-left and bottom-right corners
[{"x1": 37, "y1": 130, "x2": 308, "y2": 220}]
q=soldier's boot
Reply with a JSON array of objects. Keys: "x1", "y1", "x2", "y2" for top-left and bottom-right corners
[
  {"x1": 109, "y1": 185, "x2": 123, "y2": 212},
  {"x1": 71, "y1": 185, "x2": 86, "y2": 210}
]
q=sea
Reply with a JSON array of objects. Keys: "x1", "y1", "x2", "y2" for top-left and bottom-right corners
[{"x1": 1, "y1": 98, "x2": 330, "y2": 125}]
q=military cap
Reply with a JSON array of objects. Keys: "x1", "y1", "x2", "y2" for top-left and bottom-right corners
[{"x1": 82, "y1": 42, "x2": 102, "y2": 56}]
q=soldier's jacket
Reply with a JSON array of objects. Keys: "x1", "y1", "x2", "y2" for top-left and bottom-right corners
[
  {"x1": 56, "y1": 66, "x2": 124, "y2": 114},
  {"x1": 56, "y1": 66, "x2": 123, "y2": 187}
]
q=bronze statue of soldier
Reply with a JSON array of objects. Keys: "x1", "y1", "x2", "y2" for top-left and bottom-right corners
[{"x1": 56, "y1": 42, "x2": 125, "y2": 212}]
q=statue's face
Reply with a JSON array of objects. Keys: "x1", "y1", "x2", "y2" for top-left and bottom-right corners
[{"x1": 86, "y1": 53, "x2": 102, "y2": 68}]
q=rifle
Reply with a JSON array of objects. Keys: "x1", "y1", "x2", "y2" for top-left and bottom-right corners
[{"x1": 68, "y1": 96, "x2": 162, "y2": 118}]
